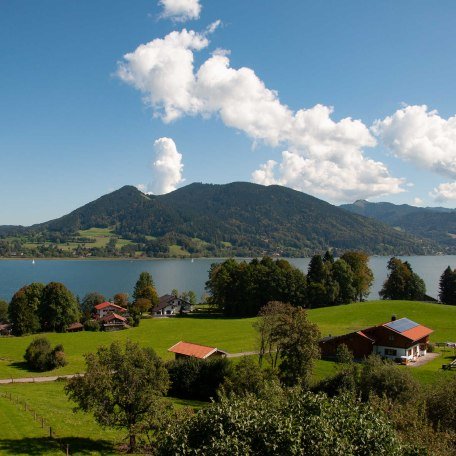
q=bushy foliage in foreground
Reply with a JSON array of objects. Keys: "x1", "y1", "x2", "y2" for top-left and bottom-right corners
[
  {"x1": 166, "y1": 356, "x2": 231, "y2": 401},
  {"x1": 157, "y1": 387, "x2": 405, "y2": 455},
  {"x1": 24, "y1": 337, "x2": 66, "y2": 371}
]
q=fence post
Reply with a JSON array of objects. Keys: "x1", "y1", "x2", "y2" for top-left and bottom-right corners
[{"x1": 66, "y1": 443, "x2": 69, "y2": 455}]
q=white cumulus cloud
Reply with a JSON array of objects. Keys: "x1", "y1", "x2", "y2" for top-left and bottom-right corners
[
  {"x1": 138, "y1": 137, "x2": 184, "y2": 194},
  {"x1": 373, "y1": 105, "x2": 456, "y2": 179},
  {"x1": 118, "y1": 28, "x2": 406, "y2": 202},
  {"x1": 430, "y1": 182, "x2": 456, "y2": 203},
  {"x1": 159, "y1": 0, "x2": 201, "y2": 22}
]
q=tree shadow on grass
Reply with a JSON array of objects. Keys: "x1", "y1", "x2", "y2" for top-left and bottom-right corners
[
  {"x1": 7, "y1": 361, "x2": 34, "y2": 374},
  {"x1": 0, "y1": 437, "x2": 115, "y2": 455}
]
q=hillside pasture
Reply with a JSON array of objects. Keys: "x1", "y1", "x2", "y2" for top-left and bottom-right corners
[{"x1": 0, "y1": 301, "x2": 454, "y2": 382}]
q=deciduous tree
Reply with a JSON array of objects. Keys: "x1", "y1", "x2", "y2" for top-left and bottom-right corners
[
  {"x1": 8, "y1": 283, "x2": 44, "y2": 335},
  {"x1": 340, "y1": 251, "x2": 373, "y2": 301},
  {"x1": 0, "y1": 299, "x2": 8, "y2": 322},
  {"x1": 65, "y1": 340, "x2": 169, "y2": 452},
  {"x1": 133, "y1": 272, "x2": 159, "y2": 310},
  {"x1": 379, "y1": 258, "x2": 426, "y2": 301},
  {"x1": 39, "y1": 282, "x2": 80, "y2": 332},
  {"x1": 80, "y1": 291, "x2": 105, "y2": 321}
]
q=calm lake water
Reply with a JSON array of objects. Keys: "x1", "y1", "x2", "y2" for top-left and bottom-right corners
[{"x1": 1, "y1": 256, "x2": 456, "y2": 302}]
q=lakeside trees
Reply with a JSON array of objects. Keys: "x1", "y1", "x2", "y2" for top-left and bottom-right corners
[
  {"x1": 9, "y1": 283, "x2": 44, "y2": 335},
  {"x1": 39, "y1": 282, "x2": 80, "y2": 332},
  {"x1": 132, "y1": 272, "x2": 159, "y2": 312},
  {"x1": 439, "y1": 266, "x2": 456, "y2": 305},
  {"x1": 206, "y1": 257, "x2": 307, "y2": 317},
  {"x1": 206, "y1": 253, "x2": 374, "y2": 315},
  {"x1": 380, "y1": 257, "x2": 426, "y2": 300}
]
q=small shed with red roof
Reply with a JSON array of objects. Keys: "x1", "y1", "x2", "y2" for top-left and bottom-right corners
[{"x1": 168, "y1": 341, "x2": 227, "y2": 360}]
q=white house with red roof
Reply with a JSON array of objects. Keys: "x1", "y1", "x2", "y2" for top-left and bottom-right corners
[
  {"x1": 168, "y1": 341, "x2": 227, "y2": 360},
  {"x1": 94, "y1": 302, "x2": 127, "y2": 319},
  {"x1": 320, "y1": 317, "x2": 433, "y2": 364}
]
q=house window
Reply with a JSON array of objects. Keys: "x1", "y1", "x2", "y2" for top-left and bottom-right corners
[
  {"x1": 388, "y1": 335, "x2": 395, "y2": 341},
  {"x1": 385, "y1": 348, "x2": 397, "y2": 356}
]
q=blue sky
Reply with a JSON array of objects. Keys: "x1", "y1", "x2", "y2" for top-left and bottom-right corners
[{"x1": 1, "y1": 0, "x2": 456, "y2": 225}]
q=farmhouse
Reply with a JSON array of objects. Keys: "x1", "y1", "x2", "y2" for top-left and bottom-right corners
[
  {"x1": 320, "y1": 317, "x2": 433, "y2": 364},
  {"x1": 168, "y1": 341, "x2": 227, "y2": 360},
  {"x1": 94, "y1": 302, "x2": 127, "y2": 319},
  {"x1": 100, "y1": 313, "x2": 129, "y2": 331},
  {"x1": 153, "y1": 294, "x2": 193, "y2": 316}
]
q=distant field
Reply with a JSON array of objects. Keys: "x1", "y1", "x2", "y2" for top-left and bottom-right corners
[{"x1": 0, "y1": 301, "x2": 454, "y2": 382}]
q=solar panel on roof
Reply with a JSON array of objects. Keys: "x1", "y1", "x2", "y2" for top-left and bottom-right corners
[{"x1": 384, "y1": 318, "x2": 419, "y2": 333}]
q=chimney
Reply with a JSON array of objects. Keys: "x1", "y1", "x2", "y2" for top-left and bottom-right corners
[{"x1": 391, "y1": 314, "x2": 397, "y2": 321}]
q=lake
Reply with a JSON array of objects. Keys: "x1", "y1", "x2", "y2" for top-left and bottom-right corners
[{"x1": 1, "y1": 256, "x2": 456, "y2": 302}]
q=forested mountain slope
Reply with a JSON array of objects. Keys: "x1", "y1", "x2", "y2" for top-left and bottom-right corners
[
  {"x1": 341, "y1": 200, "x2": 456, "y2": 252},
  {"x1": 0, "y1": 183, "x2": 440, "y2": 257}
]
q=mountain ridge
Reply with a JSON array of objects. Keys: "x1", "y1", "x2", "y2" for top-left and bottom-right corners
[
  {"x1": 0, "y1": 182, "x2": 442, "y2": 257},
  {"x1": 341, "y1": 199, "x2": 456, "y2": 252}
]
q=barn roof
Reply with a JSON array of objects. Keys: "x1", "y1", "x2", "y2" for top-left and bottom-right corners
[
  {"x1": 383, "y1": 318, "x2": 433, "y2": 341},
  {"x1": 168, "y1": 341, "x2": 226, "y2": 359}
]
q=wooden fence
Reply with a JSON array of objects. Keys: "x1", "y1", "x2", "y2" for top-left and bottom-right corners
[{"x1": 0, "y1": 391, "x2": 71, "y2": 455}]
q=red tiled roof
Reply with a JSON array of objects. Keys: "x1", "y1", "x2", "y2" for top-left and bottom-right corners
[
  {"x1": 101, "y1": 313, "x2": 127, "y2": 323},
  {"x1": 67, "y1": 322, "x2": 83, "y2": 330},
  {"x1": 401, "y1": 325, "x2": 433, "y2": 342},
  {"x1": 356, "y1": 330, "x2": 375, "y2": 342},
  {"x1": 94, "y1": 302, "x2": 127, "y2": 313},
  {"x1": 168, "y1": 341, "x2": 224, "y2": 359}
]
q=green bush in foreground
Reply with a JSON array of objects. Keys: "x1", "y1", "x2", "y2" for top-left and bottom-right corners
[
  {"x1": 157, "y1": 387, "x2": 408, "y2": 455},
  {"x1": 24, "y1": 337, "x2": 67, "y2": 371}
]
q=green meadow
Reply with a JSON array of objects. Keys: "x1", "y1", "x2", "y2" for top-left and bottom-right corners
[
  {"x1": 0, "y1": 300, "x2": 455, "y2": 454},
  {"x1": 1, "y1": 300, "x2": 455, "y2": 380}
]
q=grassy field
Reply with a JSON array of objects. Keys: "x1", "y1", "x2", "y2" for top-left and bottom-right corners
[
  {"x1": 0, "y1": 300, "x2": 455, "y2": 381},
  {"x1": 0, "y1": 300, "x2": 454, "y2": 454},
  {"x1": 0, "y1": 382, "x2": 204, "y2": 455}
]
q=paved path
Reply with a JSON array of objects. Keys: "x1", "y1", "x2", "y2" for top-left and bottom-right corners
[
  {"x1": 407, "y1": 352, "x2": 440, "y2": 368},
  {"x1": 226, "y1": 351, "x2": 259, "y2": 358},
  {"x1": 0, "y1": 373, "x2": 82, "y2": 384},
  {"x1": 0, "y1": 352, "x2": 260, "y2": 383}
]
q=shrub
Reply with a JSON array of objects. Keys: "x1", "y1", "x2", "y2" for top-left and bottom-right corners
[
  {"x1": 157, "y1": 389, "x2": 404, "y2": 455},
  {"x1": 359, "y1": 354, "x2": 419, "y2": 403},
  {"x1": 220, "y1": 356, "x2": 276, "y2": 397},
  {"x1": 166, "y1": 357, "x2": 231, "y2": 401},
  {"x1": 83, "y1": 319, "x2": 100, "y2": 332},
  {"x1": 24, "y1": 337, "x2": 67, "y2": 371}
]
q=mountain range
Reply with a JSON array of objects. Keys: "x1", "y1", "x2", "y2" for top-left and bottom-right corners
[
  {"x1": 341, "y1": 200, "x2": 456, "y2": 252},
  {"x1": 0, "y1": 183, "x2": 447, "y2": 257}
]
